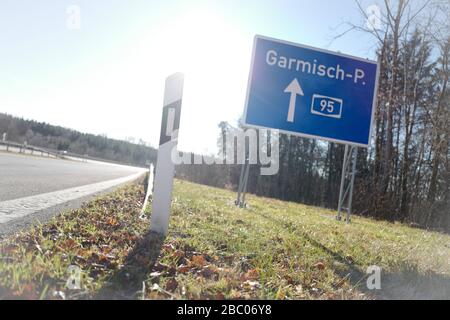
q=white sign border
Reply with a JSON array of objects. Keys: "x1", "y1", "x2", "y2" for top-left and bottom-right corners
[{"x1": 242, "y1": 34, "x2": 380, "y2": 148}]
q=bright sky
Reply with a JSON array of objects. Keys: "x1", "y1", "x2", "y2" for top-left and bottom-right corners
[{"x1": 0, "y1": 0, "x2": 382, "y2": 155}]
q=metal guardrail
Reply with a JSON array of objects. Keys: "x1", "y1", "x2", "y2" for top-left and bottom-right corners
[
  {"x1": 0, "y1": 140, "x2": 61, "y2": 158},
  {"x1": 0, "y1": 140, "x2": 147, "y2": 168},
  {"x1": 62, "y1": 151, "x2": 147, "y2": 168}
]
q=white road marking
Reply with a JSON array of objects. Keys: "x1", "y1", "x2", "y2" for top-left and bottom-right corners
[{"x1": 0, "y1": 172, "x2": 145, "y2": 224}]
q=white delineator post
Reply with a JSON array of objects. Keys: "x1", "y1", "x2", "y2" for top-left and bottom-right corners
[{"x1": 150, "y1": 73, "x2": 184, "y2": 235}]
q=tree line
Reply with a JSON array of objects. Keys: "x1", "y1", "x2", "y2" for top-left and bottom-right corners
[
  {"x1": 177, "y1": 1, "x2": 449, "y2": 232},
  {"x1": 0, "y1": 113, "x2": 157, "y2": 167}
]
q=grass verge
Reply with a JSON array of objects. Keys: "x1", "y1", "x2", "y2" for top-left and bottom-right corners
[
  {"x1": 0, "y1": 179, "x2": 146, "y2": 299},
  {"x1": 0, "y1": 178, "x2": 449, "y2": 299}
]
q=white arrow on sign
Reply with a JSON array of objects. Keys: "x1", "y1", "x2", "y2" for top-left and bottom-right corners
[{"x1": 284, "y1": 78, "x2": 304, "y2": 122}]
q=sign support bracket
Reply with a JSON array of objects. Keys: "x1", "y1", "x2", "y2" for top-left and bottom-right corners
[{"x1": 336, "y1": 144, "x2": 358, "y2": 223}]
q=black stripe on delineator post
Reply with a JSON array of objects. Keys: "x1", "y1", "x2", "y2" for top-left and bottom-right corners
[{"x1": 159, "y1": 99, "x2": 182, "y2": 146}]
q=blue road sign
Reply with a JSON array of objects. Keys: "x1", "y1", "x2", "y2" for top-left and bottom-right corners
[{"x1": 243, "y1": 35, "x2": 379, "y2": 147}]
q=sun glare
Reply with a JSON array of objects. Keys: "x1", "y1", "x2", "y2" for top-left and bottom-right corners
[
  {"x1": 19, "y1": 8, "x2": 253, "y2": 155},
  {"x1": 153, "y1": 9, "x2": 252, "y2": 154}
]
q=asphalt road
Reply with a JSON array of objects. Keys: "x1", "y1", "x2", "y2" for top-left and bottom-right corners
[{"x1": 0, "y1": 152, "x2": 147, "y2": 235}]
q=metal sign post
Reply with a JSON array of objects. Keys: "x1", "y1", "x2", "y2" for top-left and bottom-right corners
[
  {"x1": 336, "y1": 145, "x2": 358, "y2": 223},
  {"x1": 235, "y1": 158, "x2": 250, "y2": 208},
  {"x1": 150, "y1": 73, "x2": 184, "y2": 235},
  {"x1": 235, "y1": 162, "x2": 246, "y2": 206},
  {"x1": 240, "y1": 161, "x2": 250, "y2": 207}
]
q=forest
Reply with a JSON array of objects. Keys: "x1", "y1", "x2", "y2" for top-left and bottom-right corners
[
  {"x1": 177, "y1": 0, "x2": 450, "y2": 232},
  {"x1": 0, "y1": 113, "x2": 157, "y2": 167}
]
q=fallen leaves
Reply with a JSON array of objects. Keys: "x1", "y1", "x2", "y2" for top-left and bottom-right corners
[
  {"x1": 106, "y1": 217, "x2": 119, "y2": 226},
  {"x1": 190, "y1": 255, "x2": 208, "y2": 268},
  {"x1": 242, "y1": 268, "x2": 259, "y2": 281},
  {"x1": 165, "y1": 278, "x2": 178, "y2": 292},
  {"x1": 153, "y1": 261, "x2": 171, "y2": 272},
  {"x1": 314, "y1": 262, "x2": 326, "y2": 270},
  {"x1": 150, "y1": 262, "x2": 176, "y2": 280},
  {"x1": 215, "y1": 292, "x2": 225, "y2": 300},
  {"x1": 177, "y1": 264, "x2": 190, "y2": 274},
  {"x1": 58, "y1": 238, "x2": 78, "y2": 251},
  {"x1": 199, "y1": 265, "x2": 219, "y2": 279}
]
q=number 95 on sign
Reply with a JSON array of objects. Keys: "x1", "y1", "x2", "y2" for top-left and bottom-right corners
[{"x1": 310, "y1": 94, "x2": 343, "y2": 119}]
